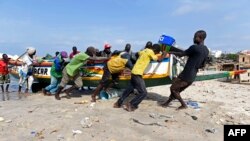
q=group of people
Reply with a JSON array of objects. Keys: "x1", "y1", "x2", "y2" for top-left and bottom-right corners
[
  {"x1": 0, "y1": 47, "x2": 37, "y2": 100},
  {"x1": 1, "y1": 30, "x2": 209, "y2": 112}
]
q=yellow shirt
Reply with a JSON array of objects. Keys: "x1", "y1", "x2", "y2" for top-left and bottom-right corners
[
  {"x1": 132, "y1": 48, "x2": 158, "y2": 75},
  {"x1": 107, "y1": 55, "x2": 128, "y2": 74}
]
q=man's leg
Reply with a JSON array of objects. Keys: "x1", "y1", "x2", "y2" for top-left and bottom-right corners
[
  {"x1": 55, "y1": 86, "x2": 64, "y2": 100},
  {"x1": 1, "y1": 85, "x2": 4, "y2": 101},
  {"x1": 5, "y1": 74, "x2": 10, "y2": 93},
  {"x1": 171, "y1": 78, "x2": 190, "y2": 110},
  {"x1": 91, "y1": 67, "x2": 110, "y2": 102},
  {"x1": 91, "y1": 84, "x2": 104, "y2": 102},
  {"x1": 24, "y1": 75, "x2": 34, "y2": 94},
  {"x1": 55, "y1": 68, "x2": 68, "y2": 100},
  {"x1": 49, "y1": 78, "x2": 61, "y2": 95},
  {"x1": 63, "y1": 74, "x2": 82, "y2": 99},
  {"x1": 114, "y1": 82, "x2": 134, "y2": 108},
  {"x1": 44, "y1": 76, "x2": 57, "y2": 95},
  {"x1": 161, "y1": 78, "x2": 179, "y2": 107},
  {"x1": 128, "y1": 75, "x2": 147, "y2": 111},
  {"x1": 161, "y1": 94, "x2": 175, "y2": 107},
  {"x1": 5, "y1": 84, "x2": 9, "y2": 93},
  {"x1": 0, "y1": 75, "x2": 4, "y2": 93}
]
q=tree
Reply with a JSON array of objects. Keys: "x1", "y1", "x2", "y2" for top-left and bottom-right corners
[{"x1": 226, "y1": 53, "x2": 238, "y2": 61}]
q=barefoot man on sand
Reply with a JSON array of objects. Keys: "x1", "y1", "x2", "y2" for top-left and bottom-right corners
[{"x1": 161, "y1": 30, "x2": 209, "y2": 110}]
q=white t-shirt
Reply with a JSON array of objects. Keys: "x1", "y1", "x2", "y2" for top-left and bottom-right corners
[{"x1": 21, "y1": 54, "x2": 33, "y2": 73}]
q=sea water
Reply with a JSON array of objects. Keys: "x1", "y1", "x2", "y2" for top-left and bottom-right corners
[{"x1": 0, "y1": 76, "x2": 22, "y2": 101}]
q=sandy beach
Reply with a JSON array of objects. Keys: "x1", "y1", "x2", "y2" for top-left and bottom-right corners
[{"x1": 0, "y1": 79, "x2": 249, "y2": 141}]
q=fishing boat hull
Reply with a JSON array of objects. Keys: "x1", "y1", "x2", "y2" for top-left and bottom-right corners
[{"x1": 9, "y1": 56, "x2": 245, "y2": 92}]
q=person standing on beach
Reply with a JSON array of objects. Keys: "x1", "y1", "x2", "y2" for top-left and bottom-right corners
[
  {"x1": 113, "y1": 44, "x2": 165, "y2": 112},
  {"x1": 144, "y1": 41, "x2": 153, "y2": 49},
  {"x1": 42, "y1": 51, "x2": 68, "y2": 96},
  {"x1": 120, "y1": 43, "x2": 132, "y2": 58},
  {"x1": 161, "y1": 30, "x2": 209, "y2": 110},
  {"x1": 100, "y1": 43, "x2": 112, "y2": 58},
  {"x1": 54, "y1": 51, "x2": 60, "y2": 58},
  {"x1": 0, "y1": 54, "x2": 10, "y2": 100},
  {"x1": 18, "y1": 47, "x2": 37, "y2": 94},
  {"x1": 91, "y1": 50, "x2": 134, "y2": 102},
  {"x1": 55, "y1": 47, "x2": 107, "y2": 100},
  {"x1": 69, "y1": 46, "x2": 80, "y2": 59}
]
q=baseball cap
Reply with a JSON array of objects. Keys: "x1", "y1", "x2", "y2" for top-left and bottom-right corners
[{"x1": 104, "y1": 43, "x2": 111, "y2": 49}]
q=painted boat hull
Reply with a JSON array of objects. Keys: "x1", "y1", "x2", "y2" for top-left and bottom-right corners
[{"x1": 9, "y1": 56, "x2": 244, "y2": 92}]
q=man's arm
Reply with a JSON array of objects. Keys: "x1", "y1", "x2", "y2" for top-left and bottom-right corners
[
  {"x1": 88, "y1": 56, "x2": 109, "y2": 61},
  {"x1": 125, "y1": 59, "x2": 134, "y2": 70},
  {"x1": 157, "y1": 51, "x2": 167, "y2": 62},
  {"x1": 168, "y1": 51, "x2": 186, "y2": 57}
]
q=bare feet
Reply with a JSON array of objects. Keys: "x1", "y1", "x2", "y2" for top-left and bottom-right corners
[
  {"x1": 42, "y1": 88, "x2": 47, "y2": 95},
  {"x1": 113, "y1": 101, "x2": 121, "y2": 108},
  {"x1": 45, "y1": 92, "x2": 52, "y2": 96},
  {"x1": 55, "y1": 94, "x2": 61, "y2": 100},
  {"x1": 65, "y1": 93, "x2": 71, "y2": 99},
  {"x1": 91, "y1": 95, "x2": 96, "y2": 102},
  {"x1": 177, "y1": 105, "x2": 188, "y2": 110},
  {"x1": 123, "y1": 103, "x2": 136, "y2": 112},
  {"x1": 161, "y1": 101, "x2": 171, "y2": 107}
]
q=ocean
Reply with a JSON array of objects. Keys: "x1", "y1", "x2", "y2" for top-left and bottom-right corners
[{"x1": 0, "y1": 76, "x2": 23, "y2": 101}]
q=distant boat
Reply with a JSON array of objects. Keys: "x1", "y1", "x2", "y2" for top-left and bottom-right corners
[{"x1": 8, "y1": 55, "x2": 246, "y2": 93}]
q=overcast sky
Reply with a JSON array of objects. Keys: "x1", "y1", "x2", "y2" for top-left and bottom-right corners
[{"x1": 0, "y1": 0, "x2": 250, "y2": 56}]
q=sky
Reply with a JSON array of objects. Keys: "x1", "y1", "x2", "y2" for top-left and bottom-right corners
[{"x1": 0, "y1": 0, "x2": 250, "y2": 56}]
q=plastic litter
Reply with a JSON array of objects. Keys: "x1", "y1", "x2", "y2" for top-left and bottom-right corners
[
  {"x1": 205, "y1": 128, "x2": 217, "y2": 133},
  {"x1": 80, "y1": 117, "x2": 92, "y2": 128},
  {"x1": 5, "y1": 119, "x2": 12, "y2": 123},
  {"x1": 74, "y1": 100, "x2": 88, "y2": 104},
  {"x1": 0, "y1": 117, "x2": 5, "y2": 122},
  {"x1": 187, "y1": 101, "x2": 200, "y2": 109},
  {"x1": 99, "y1": 89, "x2": 123, "y2": 100},
  {"x1": 149, "y1": 113, "x2": 173, "y2": 119},
  {"x1": 72, "y1": 129, "x2": 82, "y2": 135},
  {"x1": 31, "y1": 131, "x2": 36, "y2": 137},
  {"x1": 57, "y1": 134, "x2": 65, "y2": 141},
  {"x1": 89, "y1": 102, "x2": 95, "y2": 108}
]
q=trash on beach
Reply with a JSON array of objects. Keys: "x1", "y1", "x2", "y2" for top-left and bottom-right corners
[
  {"x1": 149, "y1": 113, "x2": 173, "y2": 119},
  {"x1": 99, "y1": 89, "x2": 123, "y2": 100},
  {"x1": 89, "y1": 102, "x2": 95, "y2": 108},
  {"x1": 80, "y1": 117, "x2": 92, "y2": 128},
  {"x1": 31, "y1": 129, "x2": 45, "y2": 139},
  {"x1": 186, "y1": 101, "x2": 200, "y2": 109},
  {"x1": 72, "y1": 129, "x2": 82, "y2": 135},
  {"x1": 28, "y1": 106, "x2": 40, "y2": 113},
  {"x1": 74, "y1": 100, "x2": 88, "y2": 104},
  {"x1": 0, "y1": 117, "x2": 5, "y2": 122},
  {"x1": 130, "y1": 118, "x2": 167, "y2": 127},
  {"x1": 185, "y1": 112, "x2": 198, "y2": 120},
  {"x1": 205, "y1": 128, "x2": 217, "y2": 133},
  {"x1": 31, "y1": 131, "x2": 37, "y2": 137},
  {"x1": 57, "y1": 134, "x2": 65, "y2": 141},
  {"x1": 191, "y1": 116, "x2": 198, "y2": 120},
  {"x1": 50, "y1": 129, "x2": 59, "y2": 134},
  {"x1": 5, "y1": 119, "x2": 12, "y2": 123}
]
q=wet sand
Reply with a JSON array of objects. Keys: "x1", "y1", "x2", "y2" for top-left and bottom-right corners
[{"x1": 0, "y1": 79, "x2": 249, "y2": 141}]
